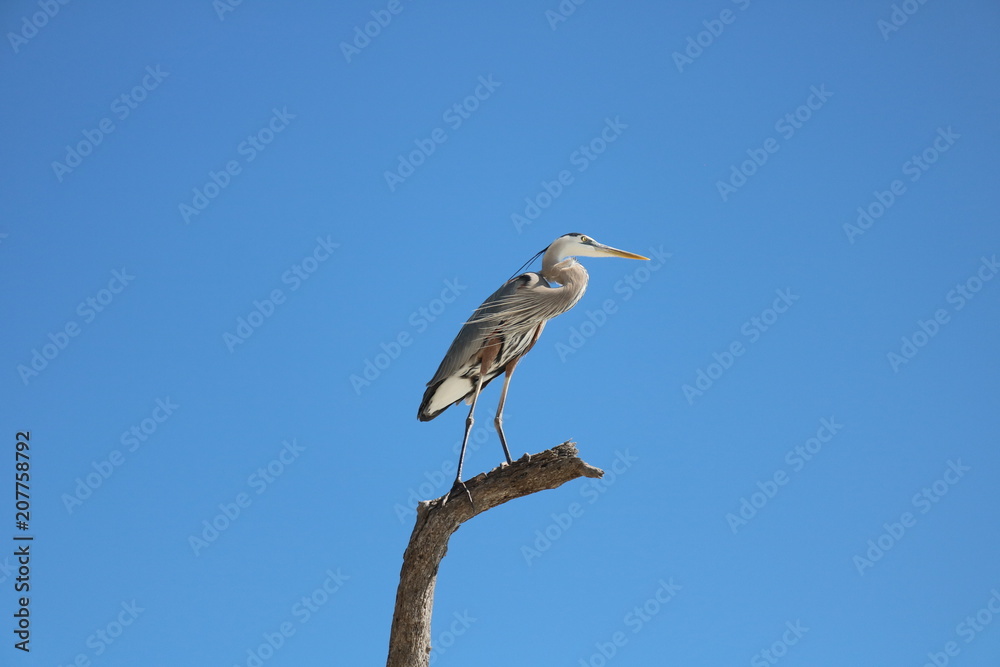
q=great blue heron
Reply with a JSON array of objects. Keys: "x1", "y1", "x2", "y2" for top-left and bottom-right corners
[{"x1": 418, "y1": 233, "x2": 648, "y2": 488}]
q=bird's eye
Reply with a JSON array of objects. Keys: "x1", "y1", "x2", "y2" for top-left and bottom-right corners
[{"x1": 580, "y1": 235, "x2": 591, "y2": 243}]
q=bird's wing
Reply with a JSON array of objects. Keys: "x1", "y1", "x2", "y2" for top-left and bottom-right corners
[
  {"x1": 425, "y1": 272, "x2": 544, "y2": 386},
  {"x1": 464, "y1": 271, "x2": 583, "y2": 337},
  {"x1": 419, "y1": 271, "x2": 580, "y2": 421}
]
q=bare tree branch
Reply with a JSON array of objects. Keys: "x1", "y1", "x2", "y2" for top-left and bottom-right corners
[{"x1": 386, "y1": 441, "x2": 604, "y2": 667}]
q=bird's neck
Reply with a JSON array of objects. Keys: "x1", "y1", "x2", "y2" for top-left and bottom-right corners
[{"x1": 548, "y1": 258, "x2": 589, "y2": 288}]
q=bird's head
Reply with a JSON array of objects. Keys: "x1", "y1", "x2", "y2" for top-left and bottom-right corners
[{"x1": 545, "y1": 233, "x2": 649, "y2": 262}]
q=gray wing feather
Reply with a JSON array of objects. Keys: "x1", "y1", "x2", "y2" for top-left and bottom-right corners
[
  {"x1": 428, "y1": 271, "x2": 584, "y2": 385},
  {"x1": 427, "y1": 273, "x2": 536, "y2": 385},
  {"x1": 419, "y1": 270, "x2": 587, "y2": 420}
]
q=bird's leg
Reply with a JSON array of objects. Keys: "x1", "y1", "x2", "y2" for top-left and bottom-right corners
[
  {"x1": 454, "y1": 375, "x2": 482, "y2": 483},
  {"x1": 449, "y1": 340, "x2": 500, "y2": 508},
  {"x1": 449, "y1": 372, "x2": 484, "y2": 507},
  {"x1": 493, "y1": 325, "x2": 541, "y2": 466},
  {"x1": 494, "y1": 360, "x2": 518, "y2": 465}
]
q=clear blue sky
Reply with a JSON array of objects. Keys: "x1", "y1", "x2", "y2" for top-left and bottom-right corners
[{"x1": 3, "y1": 1, "x2": 999, "y2": 665}]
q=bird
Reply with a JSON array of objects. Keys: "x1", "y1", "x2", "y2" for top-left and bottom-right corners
[{"x1": 418, "y1": 232, "x2": 648, "y2": 489}]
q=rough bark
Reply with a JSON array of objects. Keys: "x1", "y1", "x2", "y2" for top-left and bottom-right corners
[{"x1": 386, "y1": 442, "x2": 604, "y2": 667}]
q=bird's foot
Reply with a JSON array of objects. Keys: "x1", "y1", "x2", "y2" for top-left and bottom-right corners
[{"x1": 446, "y1": 479, "x2": 475, "y2": 511}]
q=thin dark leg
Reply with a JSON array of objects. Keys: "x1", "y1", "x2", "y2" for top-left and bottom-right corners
[
  {"x1": 454, "y1": 374, "x2": 484, "y2": 485},
  {"x1": 449, "y1": 341, "x2": 500, "y2": 508}
]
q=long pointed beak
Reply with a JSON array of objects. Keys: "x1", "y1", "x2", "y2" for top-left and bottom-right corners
[{"x1": 596, "y1": 243, "x2": 649, "y2": 260}]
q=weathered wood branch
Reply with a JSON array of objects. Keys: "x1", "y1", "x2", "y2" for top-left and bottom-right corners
[{"x1": 386, "y1": 442, "x2": 604, "y2": 667}]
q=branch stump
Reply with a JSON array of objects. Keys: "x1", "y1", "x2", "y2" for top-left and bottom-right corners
[{"x1": 386, "y1": 441, "x2": 604, "y2": 667}]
